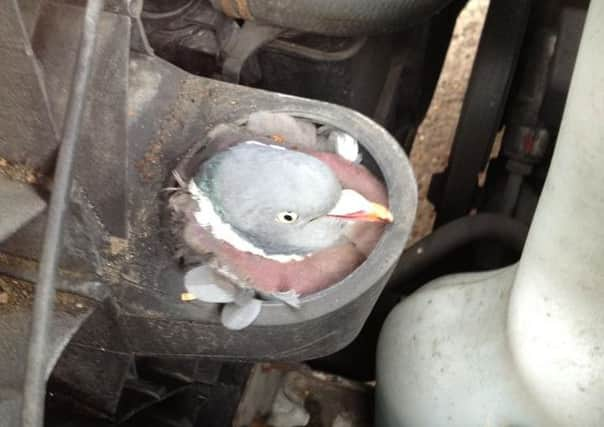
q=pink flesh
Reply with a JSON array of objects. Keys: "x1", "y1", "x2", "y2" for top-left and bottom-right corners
[{"x1": 186, "y1": 151, "x2": 389, "y2": 295}]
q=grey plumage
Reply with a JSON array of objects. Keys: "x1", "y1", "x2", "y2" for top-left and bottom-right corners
[
  {"x1": 174, "y1": 114, "x2": 390, "y2": 330},
  {"x1": 246, "y1": 112, "x2": 361, "y2": 163},
  {"x1": 247, "y1": 112, "x2": 318, "y2": 150},
  {"x1": 194, "y1": 141, "x2": 348, "y2": 255},
  {"x1": 184, "y1": 264, "x2": 298, "y2": 330}
]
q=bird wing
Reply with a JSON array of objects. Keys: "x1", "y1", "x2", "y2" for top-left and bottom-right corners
[
  {"x1": 183, "y1": 264, "x2": 264, "y2": 330},
  {"x1": 175, "y1": 113, "x2": 361, "y2": 187},
  {"x1": 177, "y1": 148, "x2": 387, "y2": 296},
  {"x1": 221, "y1": 298, "x2": 262, "y2": 330},
  {"x1": 246, "y1": 111, "x2": 361, "y2": 162},
  {"x1": 172, "y1": 115, "x2": 389, "y2": 327},
  {"x1": 172, "y1": 123, "x2": 267, "y2": 183},
  {"x1": 318, "y1": 126, "x2": 362, "y2": 163},
  {"x1": 247, "y1": 111, "x2": 318, "y2": 150},
  {"x1": 184, "y1": 265, "x2": 238, "y2": 303},
  {"x1": 256, "y1": 289, "x2": 301, "y2": 308}
]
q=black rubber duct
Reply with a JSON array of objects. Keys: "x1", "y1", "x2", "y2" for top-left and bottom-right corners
[
  {"x1": 210, "y1": 0, "x2": 456, "y2": 36},
  {"x1": 386, "y1": 213, "x2": 529, "y2": 294}
]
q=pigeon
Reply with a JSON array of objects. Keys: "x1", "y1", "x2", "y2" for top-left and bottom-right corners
[
  {"x1": 246, "y1": 111, "x2": 362, "y2": 162},
  {"x1": 170, "y1": 114, "x2": 391, "y2": 330}
]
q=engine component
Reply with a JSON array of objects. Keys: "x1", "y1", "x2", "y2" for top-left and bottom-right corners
[
  {"x1": 429, "y1": 0, "x2": 533, "y2": 225},
  {"x1": 209, "y1": 0, "x2": 456, "y2": 36},
  {"x1": 22, "y1": 1, "x2": 105, "y2": 426},
  {"x1": 0, "y1": 0, "x2": 417, "y2": 419},
  {"x1": 0, "y1": 278, "x2": 94, "y2": 427},
  {"x1": 376, "y1": 0, "x2": 604, "y2": 424},
  {"x1": 0, "y1": 176, "x2": 46, "y2": 243},
  {"x1": 387, "y1": 213, "x2": 528, "y2": 294},
  {"x1": 234, "y1": 363, "x2": 372, "y2": 427}
]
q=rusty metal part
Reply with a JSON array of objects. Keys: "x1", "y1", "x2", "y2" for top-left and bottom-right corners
[{"x1": 220, "y1": 0, "x2": 253, "y2": 20}]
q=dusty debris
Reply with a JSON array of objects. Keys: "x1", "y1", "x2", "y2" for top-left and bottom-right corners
[
  {"x1": 135, "y1": 141, "x2": 164, "y2": 182},
  {"x1": 0, "y1": 274, "x2": 93, "y2": 315},
  {"x1": 0, "y1": 275, "x2": 34, "y2": 312},
  {"x1": 109, "y1": 236, "x2": 129, "y2": 256},
  {"x1": 0, "y1": 156, "x2": 43, "y2": 185}
]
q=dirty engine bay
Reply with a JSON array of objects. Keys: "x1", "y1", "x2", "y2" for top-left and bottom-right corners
[{"x1": 0, "y1": 0, "x2": 595, "y2": 426}]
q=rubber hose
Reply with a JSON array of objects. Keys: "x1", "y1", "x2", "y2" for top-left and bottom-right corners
[
  {"x1": 210, "y1": 0, "x2": 455, "y2": 36},
  {"x1": 386, "y1": 213, "x2": 529, "y2": 294}
]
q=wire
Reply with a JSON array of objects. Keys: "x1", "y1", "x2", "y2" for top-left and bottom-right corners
[{"x1": 21, "y1": 1, "x2": 105, "y2": 425}]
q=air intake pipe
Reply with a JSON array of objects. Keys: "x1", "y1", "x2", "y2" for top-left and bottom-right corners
[{"x1": 210, "y1": 0, "x2": 455, "y2": 36}]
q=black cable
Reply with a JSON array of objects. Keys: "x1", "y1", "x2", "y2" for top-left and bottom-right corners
[
  {"x1": 386, "y1": 213, "x2": 529, "y2": 295},
  {"x1": 21, "y1": 1, "x2": 104, "y2": 425}
]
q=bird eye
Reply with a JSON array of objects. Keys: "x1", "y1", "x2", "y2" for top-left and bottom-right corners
[{"x1": 276, "y1": 211, "x2": 299, "y2": 223}]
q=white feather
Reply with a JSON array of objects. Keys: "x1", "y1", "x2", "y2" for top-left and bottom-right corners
[
  {"x1": 243, "y1": 140, "x2": 286, "y2": 150},
  {"x1": 331, "y1": 131, "x2": 361, "y2": 163}
]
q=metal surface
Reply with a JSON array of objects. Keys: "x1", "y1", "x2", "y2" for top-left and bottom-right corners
[
  {"x1": 477, "y1": 4, "x2": 562, "y2": 222},
  {"x1": 0, "y1": 0, "x2": 59, "y2": 171},
  {"x1": 430, "y1": 0, "x2": 533, "y2": 225},
  {"x1": 21, "y1": 1, "x2": 104, "y2": 425},
  {"x1": 0, "y1": 177, "x2": 46, "y2": 243}
]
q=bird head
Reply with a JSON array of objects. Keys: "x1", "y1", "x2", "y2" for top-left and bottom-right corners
[{"x1": 189, "y1": 141, "x2": 392, "y2": 261}]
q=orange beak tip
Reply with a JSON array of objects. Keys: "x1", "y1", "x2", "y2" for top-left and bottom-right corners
[
  {"x1": 329, "y1": 203, "x2": 393, "y2": 223},
  {"x1": 368, "y1": 203, "x2": 394, "y2": 223}
]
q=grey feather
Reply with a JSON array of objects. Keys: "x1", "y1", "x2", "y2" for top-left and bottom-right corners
[
  {"x1": 184, "y1": 265, "x2": 237, "y2": 303},
  {"x1": 257, "y1": 289, "x2": 301, "y2": 308},
  {"x1": 317, "y1": 125, "x2": 361, "y2": 163},
  {"x1": 195, "y1": 142, "x2": 348, "y2": 255},
  {"x1": 246, "y1": 111, "x2": 318, "y2": 150},
  {"x1": 221, "y1": 299, "x2": 263, "y2": 330},
  {"x1": 246, "y1": 112, "x2": 360, "y2": 163},
  {"x1": 174, "y1": 114, "x2": 375, "y2": 330}
]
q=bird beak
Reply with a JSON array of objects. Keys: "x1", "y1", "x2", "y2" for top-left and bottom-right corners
[{"x1": 327, "y1": 189, "x2": 393, "y2": 223}]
